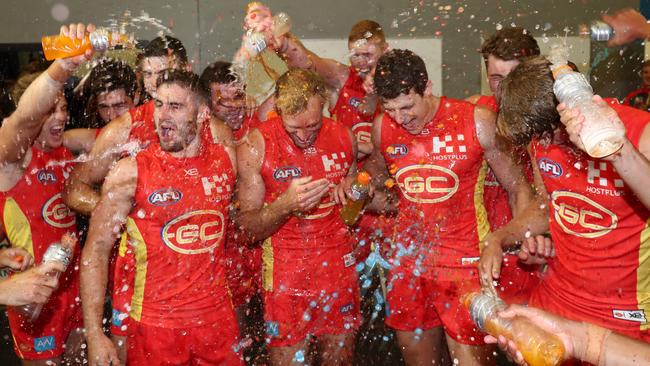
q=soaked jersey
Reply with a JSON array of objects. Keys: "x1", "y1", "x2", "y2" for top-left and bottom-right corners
[
  {"x1": 126, "y1": 134, "x2": 235, "y2": 328},
  {"x1": 330, "y1": 67, "x2": 379, "y2": 148},
  {"x1": 232, "y1": 114, "x2": 262, "y2": 143},
  {"x1": 1, "y1": 146, "x2": 78, "y2": 262},
  {"x1": 475, "y1": 95, "x2": 498, "y2": 113},
  {"x1": 380, "y1": 97, "x2": 490, "y2": 277},
  {"x1": 257, "y1": 116, "x2": 353, "y2": 248},
  {"x1": 530, "y1": 100, "x2": 650, "y2": 334},
  {"x1": 128, "y1": 100, "x2": 157, "y2": 147}
]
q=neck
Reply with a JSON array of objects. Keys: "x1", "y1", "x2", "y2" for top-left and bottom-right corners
[
  {"x1": 33, "y1": 138, "x2": 53, "y2": 152},
  {"x1": 169, "y1": 133, "x2": 201, "y2": 158},
  {"x1": 422, "y1": 96, "x2": 440, "y2": 126}
]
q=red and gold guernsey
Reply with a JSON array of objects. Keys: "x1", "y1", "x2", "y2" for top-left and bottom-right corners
[
  {"x1": 1, "y1": 146, "x2": 77, "y2": 261},
  {"x1": 380, "y1": 97, "x2": 490, "y2": 279},
  {"x1": 330, "y1": 67, "x2": 379, "y2": 148},
  {"x1": 529, "y1": 100, "x2": 650, "y2": 337},
  {"x1": 258, "y1": 116, "x2": 353, "y2": 247},
  {"x1": 475, "y1": 95, "x2": 498, "y2": 113},
  {"x1": 125, "y1": 133, "x2": 235, "y2": 328},
  {"x1": 128, "y1": 100, "x2": 157, "y2": 146}
]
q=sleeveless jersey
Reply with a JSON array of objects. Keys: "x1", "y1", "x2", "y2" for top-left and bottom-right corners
[
  {"x1": 232, "y1": 114, "x2": 261, "y2": 143},
  {"x1": 330, "y1": 67, "x2": 379, "y2": 148},
  {"x1": 475, "y1": 95, "x2": 498, "y2": 113},
  {"x1": 258, "y1": 116, "x2": 353, "y2": 248},
  {"x1": 126, "y1": 135, "x2": 235, "y2": 328},
  {"x1": 128, "y1": 100, "x2": 157, "y2": 147},
  {"x1": 530, "y1": 100, "x2": 650, "y2": 333},
  {"x1": 380, "y1": 97, "x2": 490, "y2": 277}
]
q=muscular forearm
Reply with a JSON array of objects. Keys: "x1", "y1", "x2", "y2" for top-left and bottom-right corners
[
  {"x1": 610, "y1": 140, "x2": 650, "y2": 210},
  {"x1": 64, "y1": 172, "x2": 100, "y2": 215},
  {"x1": 492, "y1": 195, "x2": 549, "y2": 249},
  {"x1": 278, "y1": 34, "x2": 315, "y2": 70},
  {"x1": 80, "y1": 245, "x2": 111, "y2": 337},
  {"x1": 238, "y1": 195, "x2": 292, "y2": 242}
]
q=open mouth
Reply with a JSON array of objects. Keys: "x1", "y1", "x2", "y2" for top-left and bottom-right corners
[
  {"x1": 159, "y1": 122, "x2": 177, "y2": 141},
  {"x1": 49, "y1": 125, "x2": 64, "y2": 139}
]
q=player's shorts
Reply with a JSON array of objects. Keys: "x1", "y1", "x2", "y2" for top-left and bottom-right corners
[
  {"x1": 8, "y1": 268, "x2": 83, "y2": 360},
  {"x1": 529, "y1": 277, "x2": 650, "y2": 344},
  {"x1": 262, "y1": 239, "x2": 361, "y2": 347},
  {"x1": 111, "y1": 234, "x2": 135, "y2": 337},
  {"x1": 497, "y1": 254, "x2": 541, "y2": 305},
  {"x1": 226, "y1": 243, "x2": 262, "y2": 308},
  {"x1": 384, "y1": 259, "x2": 486, "y2": 345},
  {"x1": 127, "y1": 306, "x2": 243, "y2": 366}
]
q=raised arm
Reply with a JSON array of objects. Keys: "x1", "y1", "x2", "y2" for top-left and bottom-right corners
[
  {"x1": 81, "y1": 157, "x2": 136, "y2": 366},
  {"x1": 278, "y1": 34, "x2": 350, "y2": 91},
  {"x1": 63, "y1": 112, "x2": 133, "y2": 215},
  {"x1": 63, "y1": 128, "x2": 98, "y2": 155},
  {"x1": 0, "y1": 24, "x2": 94, "y2": 165}
]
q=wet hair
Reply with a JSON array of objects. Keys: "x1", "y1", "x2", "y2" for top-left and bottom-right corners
[
  {"x1": 374, "y1": 49, "x2": 428, "y2": 100},
  {"x1": 157, "y1": 69, "x2": 207, "y2": 103},
  {"x1": 142, "y1": 36, "x2": 188, "y2": 66},
  {"x1": 199, "y1": 61, "x2": 237, "y2": 94},
  {"x1": 87, "y1": 59, "x2": 136, "y2": 99},
  {"x1": 348, "y1": 20, "x2": 386, "y2": 44},
  {"x1": 275, "y1": 68, "x2": 327, "y2": 116},
  {"x1": 480, "y1": 27, "x2": 540, "y2": 62},
  {"x1": 497, "y1": 56, "x2": 560, "y2": 146}
]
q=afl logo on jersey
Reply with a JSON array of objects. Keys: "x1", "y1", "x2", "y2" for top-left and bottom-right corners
[
  {"x1": 148, "y1": 188, "x2": 183, "y2": 206},
  {"x1": 386, "y1": 144, "x2": 409, "y2": 158},
  {"x1": 551, "y1": 191, "x2": 618, "y2": 238},
  {"x1": 538, "y1": 158, "x2": 563, "y2": 178},
  {"x1": 348, "y1": 97, "x2": 362, "y2": 109},
  {"x1": 42, "y1": 193, "x2": 75, "y2": 228},
  {"x1": 273, "y1": 166, "x2": 301, "y2": 182},
  {"x1": 395, "y1": 164, "x2": 459, "y2": 204},
  {"x1": 161, "y1": 210, "x2": 225, "y2": 255},
  {"x1": 36, "y1": 169, "x2": 57, "y2": 184}
]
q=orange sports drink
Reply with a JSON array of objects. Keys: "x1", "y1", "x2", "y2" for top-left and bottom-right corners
[
  {"x1": 42, "y1": 29, "x2": 131, "y2": 60},
  {"x1": 340, "y1": 171, "x2": 371, "y2": 226},
  {"x1": 462, "y1": 291, "x2": 565, "y2": 366}
]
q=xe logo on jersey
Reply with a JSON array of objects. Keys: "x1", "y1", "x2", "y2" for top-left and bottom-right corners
[
  {"x1": 273, "y1": 166, "x2": 301, "y2": 181},
  {"x1": 161, "y1": 210, "x2": 225, "y2": 255},
  {"x1": 432, "y1": 134, "x2": 466, "y2": 154},
  {"x1": 148, "y1": 188, "x2": 183, "y2": 206},
  {"x1": 36, "y1": 169, "x2": 57, "y2": 184},
  {"x1": 551, "y1": 191, "x2": 618, "y2": 238},
  {"x1": 42, "y1": 193, "x2": 75, "y2": 228},
  {"x1": 386, "y1": 144, "x2": 408, "y2": 158},
  {"x1": 395, "y1": 164, "x2": 459, "y2": 204},
  {"x1": 322, "y1": 152, "x2": 350, "y2": 172},
  {"x1": 538, "y1": 158, "x2": 563, "y2": 178}
]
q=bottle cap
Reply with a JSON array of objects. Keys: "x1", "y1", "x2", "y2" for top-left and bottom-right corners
[{"x1": 357, "y1": 171, "x2": 371, "y2": 185}]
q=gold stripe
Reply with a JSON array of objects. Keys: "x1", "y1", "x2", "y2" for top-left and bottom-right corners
[
  {"x1": 117, "y1": 232, "x2": 128, "y2": 257},
  {"x1": 262, "y1": 237, "x2": 273, "y2": 292},
  {"x1": 637, "y1": 216, "x2": 650, "y2": 331},
  {"x1": 3, "y1": 198, "x2": 34, "y2": 256},
  {"x1": 11, "y1": 333, "x2": 24, "y2": 359},
  {"x1": 474, "y1": 160, "x2": 491, "y2": 247},
  {"x1": 125, "y1": 217, "x2": 147, "y2": 322}
]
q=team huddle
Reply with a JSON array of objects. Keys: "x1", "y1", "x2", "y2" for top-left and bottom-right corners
[{"x1": 0, "y1": 4, "x2": 650, "y2": 366}]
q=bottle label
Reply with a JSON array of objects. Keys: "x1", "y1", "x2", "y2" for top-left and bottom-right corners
[{"x1": 350, "y1": 186, "x2": 368, "y2": 201}]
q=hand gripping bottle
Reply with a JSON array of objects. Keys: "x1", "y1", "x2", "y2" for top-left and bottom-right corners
[
  {"x1": 14, "y1": 242, "x2": 72, "y2": 322},
  {"x1": 42, "y1": 28, "x2": 132, "y2": 61},
  {"x1": 340, "y1": 171, "x2": 372, "y2": 226},
  {"x1": 548, "y1": 43, "x2": 625, "y2": 158},
  {"x1": 462, "y1": 292, "x2": 565, "y2": 366}
]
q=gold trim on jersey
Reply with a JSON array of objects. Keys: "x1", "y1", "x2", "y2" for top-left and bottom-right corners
[
  {"x1": 637, "y1": 216, "x2": 650, "y2": 330},
  {"x1": 262, "y1": 237, "x2": 273, "y2": 292},
  {"x1": 474, "y1": 160, "x2": 491, "y2": 245},
  {"x1": 126, "y1": 217, "x2": 147, "y2": 322},
  {"x1": 3, "y1": 198, "x2": 34, "y2": 256}
]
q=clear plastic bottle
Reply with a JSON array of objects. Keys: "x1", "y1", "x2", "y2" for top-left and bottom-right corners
[
  {"x1": 41, "y1": 28, "x2": 131, "y2": 61},
  {"x1": 462, "y1": 292, "x2": 565, "y2": 366},
  {"x1": 14, "y1": 242, "x2": 72, "y2": 322},
  {"x1": 340, "y1": 171, "x2": 372, "y2": 226},
  {"x1": 548, "y1": 44, "x2": 626, "y2": 158}
]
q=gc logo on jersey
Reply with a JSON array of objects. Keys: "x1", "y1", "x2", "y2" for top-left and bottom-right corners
[
  {"x1": 352, "y1": 122, "x2": 372, "y2": 143},
  {"x1": 42, "y1": 193, "x2": 75, "y2": 228},
  {"x1": 538, "y1": 158, "x2": 563, "y2": 178},
  {"x1": 395, "y1": 164, "x2": 459, "y2": 204},
  {"x1": 273, "y1": 166, "x2": 301, "y2": 182},
  {"x1": 36, "y1": 169, "x2": 57, "y2": 184},
  {"x1": 148, "y1": 188, "x2": 183, "y2": 206},
  {"x1": 161, "y1": 210, "x2": 225, "y2": 255},
  {"x1": 551, "y1": 191, "x2": 618, "y2": 238},
  {"x1": 386, "y1": 144, "x2": 408, "y2": 158}
]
